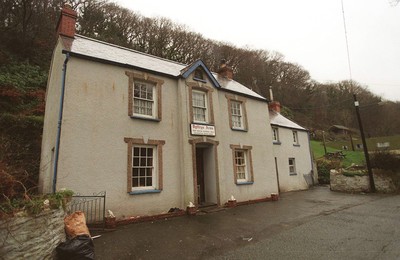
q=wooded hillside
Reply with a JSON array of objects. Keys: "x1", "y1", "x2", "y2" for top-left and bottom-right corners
[{"x1": 1, "y1": 0, "x2": 399, "y2": 196}]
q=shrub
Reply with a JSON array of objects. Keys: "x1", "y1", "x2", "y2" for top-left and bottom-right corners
[
  {"x1": 370, "y1": 150, "x2": 400, "y2": 172},
  {"x1": 0, "y1": 189, "x2": 74, "y2": 218},
  {"x1": 316, "y1": 158, "x2": 342, "y2": 184}
]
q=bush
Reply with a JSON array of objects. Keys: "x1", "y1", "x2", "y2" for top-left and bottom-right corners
[
  {"x1": 316, "y1": 158, "x2": 342, "y2": 184},
  {"x1": 0, "y1": 114, "x2": 43, "y2": 198},
  {"x1": 370, "y1": 150, "x2": 400, "y2": 172}
]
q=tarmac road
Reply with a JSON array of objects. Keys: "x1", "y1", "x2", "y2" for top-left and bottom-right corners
[{"x1": 93, "y1": 186, "x2": 400, "y2": 259}]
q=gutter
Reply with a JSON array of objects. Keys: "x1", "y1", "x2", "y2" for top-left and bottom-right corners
[{"x1": 52, "y1": 53, "x2": 70, "y2": 193}]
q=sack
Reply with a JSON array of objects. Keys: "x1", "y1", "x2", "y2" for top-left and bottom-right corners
[
  {"x1": 56, "y1": 235, "x2": 95, "y2": 260},
  {"x1": 64, "y1": 211, "x2": 90, "y2": 239}
]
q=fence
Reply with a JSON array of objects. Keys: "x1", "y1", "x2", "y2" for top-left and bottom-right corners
[{"x1": 70, "y1": 191, "x2": 106, "y2": 228}]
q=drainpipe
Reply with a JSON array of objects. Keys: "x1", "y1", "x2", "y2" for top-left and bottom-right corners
[{"x1": 52, "y1": 53, "x2": 70, "y2": 193}]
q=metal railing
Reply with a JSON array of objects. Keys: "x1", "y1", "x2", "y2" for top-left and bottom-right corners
[{"x1": 70, "y1": 191, "x2": 106, "y2": 228}]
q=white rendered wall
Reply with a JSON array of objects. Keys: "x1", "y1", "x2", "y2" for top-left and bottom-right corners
[
  {"x1": 39, "y1": 40, "x2": 66, "y2": 194},
  {"x1": 272, "y1": 127, "x2": 312, "y2": 192},
  {"x1": 55, "y1": 58, "x2": 183, "y2": 218}
]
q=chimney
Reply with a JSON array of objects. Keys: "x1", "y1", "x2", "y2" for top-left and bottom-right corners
[
  {"x1": 269, "y1": 101, "x2": 281, "y2": 113},
  {"x1": 217, "y1": 59, "x2": 234, "y2": 80},
  {"x1": 56, "y1": 4, "x2": 77, "y2": 38}
]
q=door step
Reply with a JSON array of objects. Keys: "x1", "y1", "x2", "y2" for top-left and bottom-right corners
[{"x1": 198, "y1": 204, "x2": 225, "y2": 214}]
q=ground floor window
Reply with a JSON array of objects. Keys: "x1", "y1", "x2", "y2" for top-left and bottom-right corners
[
  {"x1": 230, "y1": 144, "x2": 254, "y2": 184},
  {"x1": 132, "y1": 146, "x2": 155, "y2": 188},
  {"x1": 124, "y1": 138, "x2": 165, "y2": 193},
  {"x1": 289, "y1": 158, "x2": 296, "y2": 175}
]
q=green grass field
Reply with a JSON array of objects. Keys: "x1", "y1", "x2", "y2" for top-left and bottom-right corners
[
  {"x1": 311, "y1": 140, "x2": 365, "y2": 167},
  {"x1": 326, "y1": 135, "x2": 400, "y2": 151}
]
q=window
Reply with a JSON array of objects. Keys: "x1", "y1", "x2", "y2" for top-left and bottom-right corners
[
  {"x1": 125, "y1": 71, "x2": 163, "y2": 120},
  {"x1": 230, "y1": 145, "x2": 254, "y2": 184},
  {"x1": 192, "y1": 90, "x2": 208, "y2": 123},
  {"x1": 235, "y1": 150, "x2": 247, "y2": 181},
  {"x1": 231, "y1": 101, "x2": 243, "y2": 129},
  {"x1": 226, "y1": 95, "x2": 248, "y2": 131},
  {"x1": 133, "y1": 82, "x2": 155, "y2": 117},
  {"x1": 132, "y1": 146, "x2": 155, "y2": 189},
  {"x1": 188, "y1": 83, "x2": 214, "y2": 125},
  {"x1": 124, "y1": 138, "x2": 165, "y2": 193},
  {"x1": 272, "y1": 127, "x2": 280, "y2": 143},
  {"x1": 194, "y1": 68, "x2": 204, "y2": 81},
  {"x1": 289, "y1": 158, "x2": 296, "y2": 175},
  {"x1": 292, "y1": 131, "x2": 299, "y2": 145}
]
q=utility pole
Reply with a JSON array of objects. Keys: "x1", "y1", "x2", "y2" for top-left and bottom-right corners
[{"x1": 353, "y1": 94, "x2": 375, "y2": 192}]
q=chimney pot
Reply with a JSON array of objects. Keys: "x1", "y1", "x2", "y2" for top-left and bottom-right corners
[{"x1": 56, "y1": 4, "x2": 77, "y2": 38}]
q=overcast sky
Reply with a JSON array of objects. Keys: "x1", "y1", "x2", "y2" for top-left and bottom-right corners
[{"x1": 115, "y1": 0, "x2": 400, "y2": 102}]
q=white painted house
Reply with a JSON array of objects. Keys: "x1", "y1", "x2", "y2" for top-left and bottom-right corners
[
  {"x1": 269, "y1": 101, "x2": 315, "y2": 192},
  {"x1": 39, "y1": 6, "x2": 279, "y2": 219}
]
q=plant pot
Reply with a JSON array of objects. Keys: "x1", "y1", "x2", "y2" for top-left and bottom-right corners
[
  {"x1": 105, "y1": 217, "x2": 117, "y2": 228},
  {"x1": 271, "y1": 193, "x2": 279, "y2": 201},
  {"x1": 186, "y1": 206, "x2": 197, "y2": 216},
  {"x1": 227, "y1": 200, "x2": 237, "y2": 208}
]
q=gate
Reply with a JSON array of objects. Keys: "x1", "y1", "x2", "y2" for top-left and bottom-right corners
[{"x1": 70, "y1": 191, "x2": 106, "y2": 228}]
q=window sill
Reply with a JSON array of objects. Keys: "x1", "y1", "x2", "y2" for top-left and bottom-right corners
[
  {"x1": 129, "y1": 189, "x2": 162, "y2": 195},
  {"x1": 130, "y1": 116, "x2": 161, "y2": 122},
  {"x1": 273, "y1": 141, "x2": 281, "y2": 145},
  {"x1": 289, "y1": 173, "x2": 297, "y2": 176},
  {"x1": 236, "y1": 181, "x2": 254, "y2": 185},
  {"x1": 293, "y1": 144, "x2": 300, "y2": 147},
  {"x1": 193, "y1": 78, "x2": 207, "y2": 83},
  {"x1": 231, "y1": 128, "x2": 248, "y2": 132}
]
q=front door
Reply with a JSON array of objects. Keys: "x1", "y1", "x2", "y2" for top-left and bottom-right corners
[{"x1": 196, "y1": 148, "x2": 205, "y2": 204}]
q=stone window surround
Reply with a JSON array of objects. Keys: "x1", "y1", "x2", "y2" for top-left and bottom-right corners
[
  {"x1": 124, "y1": 137, "x2": 165, "y2": 193},
  {"x1": 226, "y1": 94, "x2": 248, "y2": 131},
  {"x1": 230, "y1": 144, "x2": 254, "y2": 184},
  {"x1": 187, "y1": 82, "x2": 215, "y2": 125},
  {"x1": 125, "y1": 70, "x2": 164, "y2": 121}
]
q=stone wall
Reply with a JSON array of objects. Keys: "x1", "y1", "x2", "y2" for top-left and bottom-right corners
[
  {"x1": 0, "y1": 209, "x2": 66, "y2": 260},
  {"x1": 330, "y1": 169, "x2": 398, "y2": 193}
]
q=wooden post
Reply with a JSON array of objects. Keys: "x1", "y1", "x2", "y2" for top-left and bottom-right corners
[
  {"x1": 349, "y1": 133, "x2": 355, "y2": 151},
  {"x1": 322, "y1": 131, "x2": 327, "y2": 155}
]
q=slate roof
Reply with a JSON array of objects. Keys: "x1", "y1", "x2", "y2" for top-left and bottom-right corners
[
  {"x1": 61, "y1": 34, "x2": 265, "y2": 100},
  {"x1": 269, "y1": 110, "x2": 307, "y2": 131}
]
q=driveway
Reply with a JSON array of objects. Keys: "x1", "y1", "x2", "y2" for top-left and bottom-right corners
[{"x1": 93, "y1": 186, "x2": 399, "y2": 259}]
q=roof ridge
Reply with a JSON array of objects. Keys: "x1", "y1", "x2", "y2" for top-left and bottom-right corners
[{"x1": 74, "y1": 34, "x2": 188, "y2": 67}]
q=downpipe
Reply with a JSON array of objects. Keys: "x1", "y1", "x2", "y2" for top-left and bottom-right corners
[{"x1": 52, "y1": 53, "x2": 70, "y2": 193}]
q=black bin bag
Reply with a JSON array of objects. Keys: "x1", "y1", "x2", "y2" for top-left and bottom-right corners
[{"x1": 56, "y1": 235, "x2": 95, "y2": 260}]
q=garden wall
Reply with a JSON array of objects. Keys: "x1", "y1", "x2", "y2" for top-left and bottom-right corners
[
  {"x1": 330, "y1": 168, "x2": 398, "y2": 193},
  {"x1": 0, "y1": 208, "x2": 66, "y2": 259}
]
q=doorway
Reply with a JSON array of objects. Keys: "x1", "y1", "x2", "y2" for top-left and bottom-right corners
[{"x1": 195, "y1": 145, "x2": 218, "y2": 207}]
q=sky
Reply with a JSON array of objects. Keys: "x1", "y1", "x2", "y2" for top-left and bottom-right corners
[{"x1": 115, "y1": 0, "x2": 400, "y2": 102}]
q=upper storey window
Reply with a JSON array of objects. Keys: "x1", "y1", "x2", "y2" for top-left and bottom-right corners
[
  {"x1": 231, "y1": 101, "x2": 243, "y2": 129},
  {"x1": 226, "y1": 95, "x2": 248, "y2": 131},
  {"x1": 134, "y1": 81, "x2": 155, "y2": 117},
  {"x1": 125, "y1": 71, "x2": 164, "y2": 121},
  {"x1": 192, "y1": 90, "x2": 208, "y2": 123}
]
